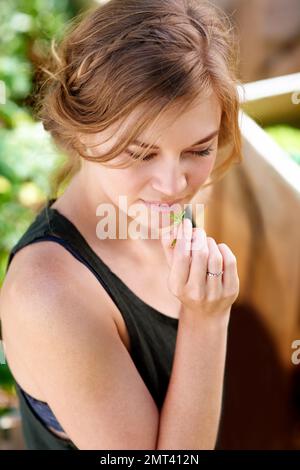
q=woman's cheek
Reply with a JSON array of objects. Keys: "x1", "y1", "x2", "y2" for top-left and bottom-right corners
[
  {"x1": 192, "y1": 154, "x2": 216, "y2": 184},
  {"x1": 117, "y1": 168, "x2": 142, "y2": 196}
]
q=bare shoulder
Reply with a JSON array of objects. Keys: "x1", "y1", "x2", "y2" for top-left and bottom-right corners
[
  {"x1": 1, "y1": 240, "x2": 116, "y2": 326},
  {"x1": 2, "y1": 239, "x2": 78, "y2": 292}
]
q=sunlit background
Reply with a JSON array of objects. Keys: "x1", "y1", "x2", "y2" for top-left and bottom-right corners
[{"x1": 0, "y1": 0, "x2": 299, "y2": 450}]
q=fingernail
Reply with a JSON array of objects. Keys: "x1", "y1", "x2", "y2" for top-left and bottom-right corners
[
  {"x1": 177, "y1": 219, "x2": 184, "y2": 240},
  {"x1": 183, "y1": 218, "x2": 192, "y2": 235}
]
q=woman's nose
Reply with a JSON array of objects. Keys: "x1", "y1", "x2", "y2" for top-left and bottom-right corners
[{"x1": 151, "y1": 159, "x2": 188, "y2": 197}]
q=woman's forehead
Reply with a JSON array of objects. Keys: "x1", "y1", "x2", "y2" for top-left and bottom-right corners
[{"x1": 79, "y1": 91, "x2": 221, "y2": 154}]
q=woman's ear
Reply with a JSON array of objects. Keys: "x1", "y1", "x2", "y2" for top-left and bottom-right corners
[
  {"x1": 76, "y1": 132, "x2": 96, "y2": 158},
  {"x1": 77, "y1": 132, "x2": 89, "y2": 148}
]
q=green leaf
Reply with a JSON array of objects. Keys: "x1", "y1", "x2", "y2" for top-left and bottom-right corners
[{"x1": 170, "y1": 209, "x2": 186, "y2": 225}]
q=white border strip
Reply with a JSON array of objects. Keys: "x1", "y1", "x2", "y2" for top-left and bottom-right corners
[{"x1": 238, "y1": 73, "x2": 300, "y2": 103}]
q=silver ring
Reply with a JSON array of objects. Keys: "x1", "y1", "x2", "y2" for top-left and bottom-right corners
[{"x1": 206, "y1": 270, "x2": 224, "y2": 277}]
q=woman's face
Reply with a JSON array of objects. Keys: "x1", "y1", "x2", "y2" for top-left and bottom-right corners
[{"x1": 78, "y1": 92, "x2": 222, "y2": 236}]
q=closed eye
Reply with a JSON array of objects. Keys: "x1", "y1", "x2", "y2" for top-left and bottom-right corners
[
  {"x1": 190, "y1": 147, "x2": 214, "y2": 158},
  {"x1": 126, "y1": 147, "x2": 214, "y2": 162}
]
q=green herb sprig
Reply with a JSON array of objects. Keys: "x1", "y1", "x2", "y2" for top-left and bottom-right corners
[{"x1": 170, "y1": 210, "x2": 186, "y2": 247}]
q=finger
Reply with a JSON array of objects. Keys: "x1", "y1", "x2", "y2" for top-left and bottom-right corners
[
  {"x1": 217, "y1": 243, "x2": 239, "y2": 297},
  {"x1": 206, "y1": 237, "x2": 224, "y2": 296},
  {"x1": 168, "y1": 218, "x2": 193, "y2": 296},
  {"x1": 186, "y1": 228, "x2": 209, "y2": 293},
  {"x1": 206, "y1": 237, "x2": 223, "y2": 276}
]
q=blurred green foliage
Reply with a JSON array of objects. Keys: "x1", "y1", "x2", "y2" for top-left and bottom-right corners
[
  {"x1": 0, "y1": 0, "x2": 92, "y2": 285},
  {"x1": 265, "y1": 125, "x2": 300, "y2": 165},
  {"x1": 0, "y1": 0, "x2": 92, "y2": 398}
]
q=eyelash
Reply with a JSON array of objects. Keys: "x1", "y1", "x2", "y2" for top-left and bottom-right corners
[{"x1": 127, "y1": 147, "x2": 214, "y2": 162}]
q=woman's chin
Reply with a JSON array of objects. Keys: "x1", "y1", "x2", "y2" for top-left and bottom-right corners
[{"x1": 124, "y1": 214, "x2": 175, "y2": 239}]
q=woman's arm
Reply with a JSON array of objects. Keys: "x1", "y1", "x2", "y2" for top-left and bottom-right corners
[{"x1": 156, "y1": 309, "x2": 229, "y2": 450}]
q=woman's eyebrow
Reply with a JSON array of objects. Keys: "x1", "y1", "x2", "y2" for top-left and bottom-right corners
[{"x1": 131, "y1": 129, "x2": 220, "y2": 149}]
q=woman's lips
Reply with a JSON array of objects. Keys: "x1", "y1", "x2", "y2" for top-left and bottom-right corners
[{"x1": 141, "y1": 199, "x2": 183, "y2": 212}]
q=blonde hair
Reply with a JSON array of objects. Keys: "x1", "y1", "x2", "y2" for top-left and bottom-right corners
[{"x1": 35, "y1": 0, "x2": 242, "y2": 197}]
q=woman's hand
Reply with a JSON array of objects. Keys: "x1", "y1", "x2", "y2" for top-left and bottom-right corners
[{"x1": 161, "y1": 218, "x2": 239, "y2": 321}]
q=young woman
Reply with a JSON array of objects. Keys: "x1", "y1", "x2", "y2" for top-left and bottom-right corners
[{"x1": 0, "y1": 0, "x2": 241, "y2": 450}]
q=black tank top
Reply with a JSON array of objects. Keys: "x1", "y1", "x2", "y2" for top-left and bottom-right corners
[{"x1": 4, "y1": 198, "x2": 195, "y2": 450}]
